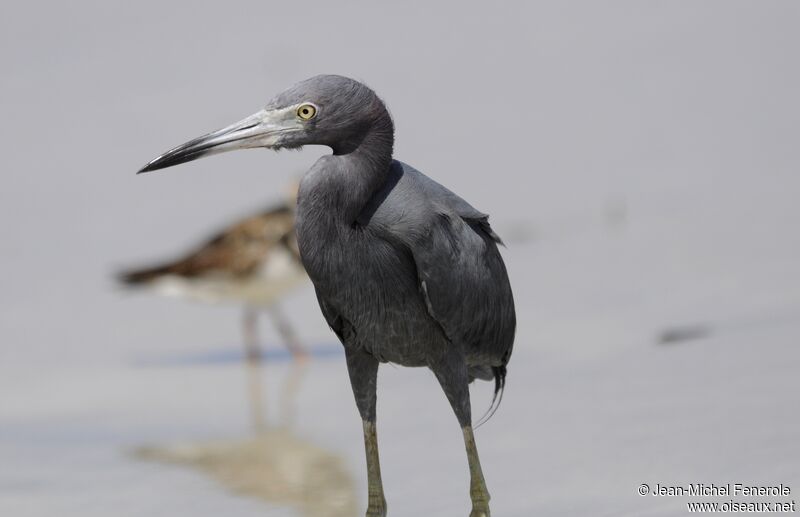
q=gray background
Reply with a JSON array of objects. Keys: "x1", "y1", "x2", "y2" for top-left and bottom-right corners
[{"x1": 1, "y1": 1, "x2": 798, "y2": 516}]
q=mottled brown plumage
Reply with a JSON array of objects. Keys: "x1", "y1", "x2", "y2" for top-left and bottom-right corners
[{"x1": 121, "y1": 205, "x2": 297, "y2": 282}]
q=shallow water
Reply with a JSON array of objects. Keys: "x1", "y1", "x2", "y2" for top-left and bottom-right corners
[
  {"x1": 2, "y1": 1, "x2": 800, "y2": 515},
  {"x1": 3, "y1": 188, "x2": 799, "y2": 515}
]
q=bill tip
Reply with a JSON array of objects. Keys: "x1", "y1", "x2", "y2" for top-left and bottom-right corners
[{"x1": 137, "y1": 162, "x2": 157, "y2": 174}]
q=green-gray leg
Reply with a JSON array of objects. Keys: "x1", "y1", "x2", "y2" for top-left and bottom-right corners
[
  {"x1": 463, "y1": 426, "x2": 491, "y2": 517},
  {"x1": 346, "y1": 348, "x2": 387, "y2": 516},
  {"x1": 432, "y1": 350, "x2": 492, "y2": 516},
  {"x1": 363, "y1": 420, "x2": 387, "y2": 516}
]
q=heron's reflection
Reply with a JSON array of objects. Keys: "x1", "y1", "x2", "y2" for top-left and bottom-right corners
[{"x1": 137, "y1": 360, "x2": 358, "y2": 517}]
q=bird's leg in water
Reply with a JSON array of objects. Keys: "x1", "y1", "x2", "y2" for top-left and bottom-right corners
[
  {"x1": 267, "y1": 304, "x2": 308, "y2": 360},
  {"x1": 463, "y1": 426, "x2": 491, "y2": 517},
  {"x1": 363, "y1": 420, "x2": 386, "y2": 516},
  {"x1": 432, "y1": 352, "x2": 491, "y2": 517},
  {"x1": 346, "y1": 349, "x2": 387, "y2": 517}
]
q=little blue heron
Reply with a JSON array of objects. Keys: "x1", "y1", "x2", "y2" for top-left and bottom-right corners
[{"x1": 139, "y1": 75, "x2": 516, "y2": 517}]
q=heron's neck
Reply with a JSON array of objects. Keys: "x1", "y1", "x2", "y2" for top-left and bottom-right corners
[
  {"x1": 329, "y1": 117, "x2": 394, "y2": 222},
  {"x1": 334, "y1": 112, "x2": 394, "y2": 168}
]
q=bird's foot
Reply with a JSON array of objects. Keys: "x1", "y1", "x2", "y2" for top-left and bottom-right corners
[
  {"x1": 469, "y1": 504, "x2": 491, "y2": 517},
  {"x1": 365, "y1": 492, "x2": 387, "y2": 517},
  {"x1": 244, "y1": 347, "x2": 262, "y2": 365},
  {"x1": 291, "y1": 348, "x2": 311, "y2": 364},
  {"x1": 469, "y1": 491, "x2": 491, "y2": 517},
  {"x1": 365, "y1": 501, "x2": 387, "y2": 517}
]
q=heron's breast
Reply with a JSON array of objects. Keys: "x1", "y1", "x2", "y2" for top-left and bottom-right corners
[{"x1": 305, "y1": 232, "x2": 439, "y2": 351}]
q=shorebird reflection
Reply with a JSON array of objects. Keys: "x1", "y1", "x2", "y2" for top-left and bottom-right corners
[{"x1": 136, "y1": 361, "x2": 357, "y2": 517}]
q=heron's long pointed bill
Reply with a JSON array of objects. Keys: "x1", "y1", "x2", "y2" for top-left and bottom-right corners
[{"x1": 138, "y1": 109, "x2": 289, "y2": 174}]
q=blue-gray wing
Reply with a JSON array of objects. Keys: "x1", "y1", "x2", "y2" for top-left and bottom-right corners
[{"x1": 362, "y1": 161, "x2": 516, "y2": 365}]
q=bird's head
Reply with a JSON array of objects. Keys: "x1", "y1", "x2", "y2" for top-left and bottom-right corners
[{"x1": 138, "y1": 75, "x2": 392, "y2": 173}]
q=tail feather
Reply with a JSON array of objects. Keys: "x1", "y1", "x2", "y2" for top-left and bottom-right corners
[{"x1": 474, "y1": 365, "x2": 507, "y2": 429}]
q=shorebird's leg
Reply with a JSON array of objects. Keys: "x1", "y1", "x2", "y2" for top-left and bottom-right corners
[
  {"x1": 432, "y1": 352, "x2": 491, "y2": 517},
  {"x1": 242, "y1": 306, "x2": 266, "y2": 432},
  {"x1": 243, "y1": 306, "x2": 261, "y2": 363},
  {"x1": 345, "y1": 348, "x2": 387, "y2": 517},
  {"x1": 267, "y1": 304, "x2": 308, "y2": 360}
]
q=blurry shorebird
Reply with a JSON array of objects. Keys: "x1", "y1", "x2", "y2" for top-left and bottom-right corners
[
  {"x1": 119, "y1": 193, "x2": 308, "y2": 361},
  {"x1": 138, "y1": 75, "x2": 515, "y2": 517}
]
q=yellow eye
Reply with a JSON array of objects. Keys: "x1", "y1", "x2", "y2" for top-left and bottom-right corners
[{"x1": 297, "y1": 104, "x2": 317, "y2": 120}]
